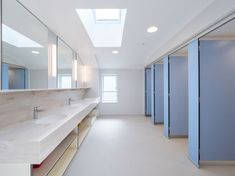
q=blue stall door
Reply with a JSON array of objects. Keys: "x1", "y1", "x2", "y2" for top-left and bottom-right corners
[
  {"x1": 151, "y1": 65, "x2": 155, "y2": 123},
  {"x1": 9, "y1": 68, "x2": 26, "y2": 89},
  {"x1": 145, "y1": 68, "x2": 152, "y2": 116},
  {"x1": 169, "y1": 56, "x2": 188, "y2": 136},
  {"x1": 163, "y1": 57, "x2": 169, "y2": 137},
  {"x1": 188, "y1": 40, "x2": 200, "y2": 167},
  {"x1": 200, "y1": 40, "x2": 235, "y2": 161},
  {"x1": 152, "y1": 64, "x2": 164, "y2": 124},
  {"x1": 2, "y1": 63, "x2": 9, "y2": 90}
]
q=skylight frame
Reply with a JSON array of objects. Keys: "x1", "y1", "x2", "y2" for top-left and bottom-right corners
[
  {"x1": 76, "y1": 9, "x2": 127, "y2": 47},
  {"x1": 93, "y1": 9, "x2": 121, "y2": 23}
]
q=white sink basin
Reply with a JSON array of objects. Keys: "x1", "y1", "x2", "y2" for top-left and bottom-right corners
[
  {"x1": 34, "y1": 115, "x2": 65, "y2": 125},
  {"x1": 0, "y1": 97, "x2": 100, "y2": 164}
]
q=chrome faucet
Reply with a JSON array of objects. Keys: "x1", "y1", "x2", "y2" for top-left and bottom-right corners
[
  {"x1": 68, "y1": 98, "x2": 75, "y2": 105},
  {"x1": 33, "y1": 106, "x2": 41, "y2": 119}
]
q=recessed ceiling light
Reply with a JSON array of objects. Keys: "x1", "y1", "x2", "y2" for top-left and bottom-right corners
[
  {"x1": 112, "y1": 50, "x2": 119, "y2": 54},
  {"x1": 147, "y1": 26, "x2": 158, "y2": 33},
  {"x1": 32, "y1": 51, "x2": 40, "y2": 54}
]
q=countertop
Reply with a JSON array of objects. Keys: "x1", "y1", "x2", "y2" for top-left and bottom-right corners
[{"x1": 0, "y1": 98, "x2": 100, "y2": 164}]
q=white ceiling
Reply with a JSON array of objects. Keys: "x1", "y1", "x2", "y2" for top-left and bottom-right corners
[{"x1": 18, "y1": 0, "x2": 235, "y2": 69}]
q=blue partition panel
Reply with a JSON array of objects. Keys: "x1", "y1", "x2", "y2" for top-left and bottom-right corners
[
  {"x1": 25, "y1": 69, "x2": 29, "y2": 89},
  {"x1": 200, "y1": 40, "x2": 235, "y2": 160},
  {"x1": 9, "y1": 68, "x2": 25, "y2": 89},
  {"x1": 2, "y1": 63, "x2": 9, "y2": 90},
  {"x1": 188, "y1": 40, "x2": 200, "y2": 166},
  {"x1": 163, "y1": 57, "x2": 169, "y2": 137},
  {"x1": 155, "y1": 64, "x2": 164, "y2": 123},
  {"x1": 151, "y1": 64, "x2": 164, "y2": 124},
  {"x1": 169, "y1": 56, "x2": 188, "y2": 136},
  {"x1": 151, "y1": 64, "x2": 155, "y2": 123},
  {"x1": 145, "y1": 68, "x2": 152, "y2": 116}
]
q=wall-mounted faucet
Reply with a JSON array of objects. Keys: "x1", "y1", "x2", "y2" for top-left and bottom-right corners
[
  {"x1": 33, "y1": 106, "x2": 42, "y2": 119},
  {"x1": 68, "y1": 98, "x2": 75, "y2": 105}
]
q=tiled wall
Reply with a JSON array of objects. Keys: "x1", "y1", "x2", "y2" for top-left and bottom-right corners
[{"x1": 0, "y1": 89, "x2": 86, "y2": 128}]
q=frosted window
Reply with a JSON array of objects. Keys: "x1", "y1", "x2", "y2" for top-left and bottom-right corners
[{"x1": 102, "y1": 75, "x2": 118, "y2": 103}]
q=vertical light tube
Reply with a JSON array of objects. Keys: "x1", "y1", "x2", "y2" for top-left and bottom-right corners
[
  {"x1": 48, "y1": 30, "x2": 57, "y2": 89},
  {"x1": 51, "y1": 44, "x2": 57, "y2": 77},
  {"x1": 82, "y1": 65, "x2": 87, "y2": 83},
  {"x1": 74, "y1": 59, "x2": 78, "y2": 81}
]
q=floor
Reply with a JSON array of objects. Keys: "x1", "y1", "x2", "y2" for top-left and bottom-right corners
[{"x1": 64, "y1": 116, "x2": 235, "y2": 176}]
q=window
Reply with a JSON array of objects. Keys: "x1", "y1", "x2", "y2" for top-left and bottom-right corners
[
  {"x1": 102, "y1": 74, "x2": 118, "y2": 103},
  {"x1": 94, "y1": 9, "x2": 121, "y2": 22},
  {"x1": 58, "y1": 74, "x2": 72, "y2": 89}
]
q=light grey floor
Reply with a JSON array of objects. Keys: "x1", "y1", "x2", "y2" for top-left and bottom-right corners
[{"x1": 64, "y1": 116, "x2": 235, "y2": 176}]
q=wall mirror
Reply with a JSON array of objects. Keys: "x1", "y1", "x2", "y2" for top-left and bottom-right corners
[
  {"x1": 57, "y1": 38, "x2": 73, "y2": 89},
  {"x1": 2, "y1": 0, "x2": 49, "y2": 90}
]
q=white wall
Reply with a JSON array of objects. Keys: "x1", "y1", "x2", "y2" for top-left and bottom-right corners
[
  {"x1": 80, "y1": 54, "x2": 100, "y2": 98},
  {"x1": 85, "y1": 66, "x2": 100, "y2": 98},
  {"x1": 99, "y1": 69, "x2": 144, "y2": 115}
]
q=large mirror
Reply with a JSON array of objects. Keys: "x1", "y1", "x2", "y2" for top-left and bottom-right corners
[
  {"x1": 1, "y1": 0, "x2": 82, "y2": 91},
  {"x1": 2, "y1": 0, "x2": 48, "y2": 90},
  {"x1": 57, "y1": 38, "x2": 73, "y2": 89}
]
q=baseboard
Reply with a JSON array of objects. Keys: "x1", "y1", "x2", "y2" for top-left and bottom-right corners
[
  {"x1": 187, "y1": 156, "x2": 200, "y2": 167},
  {"x1": 200, "y1": 160, "x2": 235, "y2": 166},
  {"x1": 154, "y1": 122, "x2": 164, "y2": 125},
  {"x1": 169, "y1": 135, "x2": 188, "y2": 138},
  {"x1": 99, "y1": 113, "x2": 145, "y2": 117}
]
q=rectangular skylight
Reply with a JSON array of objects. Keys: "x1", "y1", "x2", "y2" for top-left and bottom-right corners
[
  {"x1": 76, "y1": 9, "x2": 127, "y2": 47},
  {"x1": 2, "y1": 24, "x2": 43, "y2": 48},
  {"x1": 94, "y1": 9, "x2": 121, "y2": 22}
]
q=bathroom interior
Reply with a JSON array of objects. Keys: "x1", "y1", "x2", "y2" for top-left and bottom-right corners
[{"x1": 0, "y1": 0, "x2": 235, "y2": 176}]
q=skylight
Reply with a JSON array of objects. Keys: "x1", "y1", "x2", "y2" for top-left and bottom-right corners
[
  {"x1": 2, "y1": 24, "x2": 43, "y2": 48},
  {"x1": 94, "y1": 9, "x2": 121, "y2": 22},
  {"x1": 76, "y1": 9, "x2": 127, "y2": 47}
]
